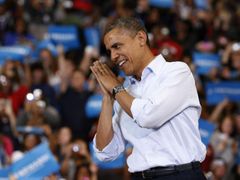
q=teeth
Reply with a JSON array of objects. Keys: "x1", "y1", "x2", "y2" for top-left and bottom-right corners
[{"x1": 119, "y1": 60, "x2": 126, "y2": 67}]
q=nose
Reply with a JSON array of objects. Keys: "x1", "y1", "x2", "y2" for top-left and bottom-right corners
[{"x1": 111, "y1": 50, "x2": 119, "y2": 62}]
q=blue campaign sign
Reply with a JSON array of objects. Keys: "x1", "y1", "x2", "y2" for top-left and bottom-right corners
[
  {"x1": 16, "y1": 126, "x2": 45, "y2": 136},
  {"x1": 0, "y1": 54, "x2": 7, "y2": 65},
  {"x1": 47, "y1": 25, "x2": 80, "y2": 50},
  {"x1": 149, "y1": 0, "x2": 174, "y2": 8},
  {"x1": 193, "y1": 52, "x2": 220, "y2": 75},
  {"x1": 199, "y1": 119, "x2": 215, "y2": 146},
  {"x1": 36, "y1": 39, "x2": 58, "y2": 56},
  {"x1": 31, "y1": 39, "x2": 58, "y2": 61},
  {"x1": 206, "y1": 81, "x2": 240, "y2": 105},
  {"x1": 10, "y1": 143, "x2": 59, "y2": 179},
  {"x1": 194, "y1": 0, "x2": 208, "y2": 9},
  {"x1": 85, "y1": 94, "x2": 103, "y2": 118},
  {"x1": 0, "y1": 46, "x2": 31, "y2": 64},
  {"x1": 84, "y1": 27, "x2": 101, "y2": 48},
  {"x1": 0, "y1": 167, "x2": 10, "y2": 179}
]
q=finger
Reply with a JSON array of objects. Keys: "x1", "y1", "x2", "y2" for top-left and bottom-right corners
[
  {"x1": 95, "y1": 61, "x2": 108, "y2": 75},
  {"x1": 96, "y1": 61, "x2": 113, "y2": 76},
  {"x1": 91, "y1": 67, "x2": 109, "y2": 94},
  {"x1": 102, "y1": 63, "x2": 116, "y2": 77},
  {"x1": 90, "y1": 67, "x2": 104, "y2": 87},
  {"x1": 90, "y1": 66, "x2": 101, "y2": 81},
  {"x1": 91, "y1": 66, "x2": 107, "y2": 88},
  {"x1": 93, "y1": 61, "x2": 106, "y2": 76},
  {"x1": 91, "y1": 64, "x2": 103, "y2": 77}
]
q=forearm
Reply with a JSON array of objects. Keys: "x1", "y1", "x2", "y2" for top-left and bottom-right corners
[
  {"x1": 79, "y1": 54, "x2": 91, "y2": 75},
  {"x1": 115, "y1": 90, "x2": 134, "y2": 118},
  {"x1": 95, "y1": 96, "x2": 114, "y2": 151},
  {"x1": 8, "y1": 113, "x2": 17, "y2": 135},
  {"x1": 209, "y1": 100, "x2": 228, "y2": 123}
]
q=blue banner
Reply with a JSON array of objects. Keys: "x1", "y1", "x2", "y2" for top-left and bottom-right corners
[
  {"x1": 36, "y1": 39, "x2": 58, "y2": 56},
  {"x1": 206, "y1": 82, "x2": 240, "y2": 105},
  {"x1": 84, "y1": 27, "x2": 101, "y2": 48},
  {"x1": 0, "y1": 167, "x2": 10, "y2": 179},
  {"x1": 193, "y1": 52, "x2": 220, "y2": 75},
  {"x1": 16, "y1": 126, "x2": 45, "y2": 136},
  {"x1": 31, "y1": 39, "x2": 58, "y2": 61},
  {"x1": 199, "y1": 119, "x2": 215, "y2": 146},
  {"x1": 85, "y1": 94, "x2": 102, "y2": 118},
  {"x1": 0, "y1": 46, "x2": 31, "y2": 64},
  {"x1": 194, "y1": 0, "x2": 208, "y2": 9},
  {"x1": 47, "y1": 25, "x2": 80, "y2": 50},
  {"x1": 0, "y1": 143, "x2": 59, "y2": 179},
  {"x1": 149, "y1": 0, "x2": 174, "y2": 8}
]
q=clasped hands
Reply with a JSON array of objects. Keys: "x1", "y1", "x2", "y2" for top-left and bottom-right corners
[{"x1": 90, "y1": 60, "x2": 121, "y2": 97}]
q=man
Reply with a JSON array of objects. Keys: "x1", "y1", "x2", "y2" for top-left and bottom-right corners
[{"x1": 90, "y1": 17, "x2": 206, "y2": 180}]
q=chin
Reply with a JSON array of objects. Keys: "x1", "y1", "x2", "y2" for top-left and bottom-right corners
[{"x1": 122, "y1": 70, "x2": 131, "y2": 76}]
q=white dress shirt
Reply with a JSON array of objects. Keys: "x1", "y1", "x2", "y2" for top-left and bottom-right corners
[{"x1": 93, "y1": 54, "x2": 206, "y2": 173}]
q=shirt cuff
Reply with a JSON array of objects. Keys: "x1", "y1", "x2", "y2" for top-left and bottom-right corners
[{"x1": 92, "y1": 134, "x2": 119, "y2": 161}]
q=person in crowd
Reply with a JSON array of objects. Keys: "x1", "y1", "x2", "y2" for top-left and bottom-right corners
[
  {"x1": 0, "y1": 133, "x2": 13, "y2": 168},
  {"x1": 54, "y1": 126, "x2": 73, "y2": 163},
  {"x1": 3, "y1": 17, "x2": 35, "y2": 46},
  {"x1": 17, "y1": 89, "x2": 60, "y2": 129},
  {"x1": 0, "y1": 0, "x2": 14, "y2": 45},
  {"x1": 29, "y1": 61, "x2": 58, "y2": 108},
  {"x1": 39, "y1": 48, "x2": 60, "y2": 90},
  {"x1": 58, "y1": 68, "x2": 93, "y2": 141},
  {"x1": 210, "y1": 115, "x2": 236, "y2": 179},
  {"x1": 206, "y1": 158, "x2": 229, "y2": 180},
  {"x1": 22, "y1": 132, "x2": 41, "y2": 152},
  {"x1": 0, "y1": 98, "x2": 17, "y2": 138},
  {"x1": 0, "y1": 60, "x2": 29, "y2": 115},
  {"x1": 221, "y1": 42, "x2": 240, "y2": 80},
  {"x1": 60, "y1": 138, "x2": 97, "y2": 180}
]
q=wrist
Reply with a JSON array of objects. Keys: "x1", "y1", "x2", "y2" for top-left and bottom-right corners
[
  {"x1": 103, "y1": 95, "x2": 114, "y2": 103},
  {"x1": 112, "y1": 84, "x2": 125, "y2": 99}
]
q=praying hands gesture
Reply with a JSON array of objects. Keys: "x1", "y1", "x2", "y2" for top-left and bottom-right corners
[{"x1": 90, "y1": 60, "x2": 121, "y2": 97}]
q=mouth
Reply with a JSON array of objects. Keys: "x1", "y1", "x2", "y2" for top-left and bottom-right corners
[{"x1": 117, "y1": 58, "x2": 127, "y2": 68}]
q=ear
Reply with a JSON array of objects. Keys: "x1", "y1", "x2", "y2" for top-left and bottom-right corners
[{"x1": 136, "y1": 31, "x2": 147, "y2": 46}]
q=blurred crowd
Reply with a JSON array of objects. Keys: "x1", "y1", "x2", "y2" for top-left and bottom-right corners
[{"x1": 0, "y1": 0, "x2": 240, "y2": 180}]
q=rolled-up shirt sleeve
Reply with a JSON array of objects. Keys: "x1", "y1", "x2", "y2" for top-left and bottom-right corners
[
  {"x1": 93, "y1": 112, "x2": 125, "y2": 161},
  {"x1": 131, "y1": 63, "x2": 201, "y2": 129}
]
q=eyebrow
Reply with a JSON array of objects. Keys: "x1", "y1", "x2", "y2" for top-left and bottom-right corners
[
  {"x1": 106, "y1": 42, "x2": 123, "y2": 55},
  {"x1": 111, "y1": 42, "x2": 121, "y2": 49}
]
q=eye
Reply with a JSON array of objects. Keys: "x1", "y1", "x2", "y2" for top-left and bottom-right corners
[{"x1": 112, "y1": 43, "x2": 121, "y2": 50}]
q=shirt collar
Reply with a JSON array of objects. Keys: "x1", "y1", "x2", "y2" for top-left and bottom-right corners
[
  {"x1": 146, "y1": 54, "x2": 166, "y2": 76},
  {"x1": 129, "y1": 54, "x2": 166, "y2": 84}
]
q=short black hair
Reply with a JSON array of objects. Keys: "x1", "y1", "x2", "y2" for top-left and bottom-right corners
[{"x1": 104, "y1": 17, "x2": 150, "y2": 46}]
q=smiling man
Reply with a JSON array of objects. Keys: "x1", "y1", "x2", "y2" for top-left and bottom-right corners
[{"x1": 90, "y1": 17, "x2": 207, "y2": 180}]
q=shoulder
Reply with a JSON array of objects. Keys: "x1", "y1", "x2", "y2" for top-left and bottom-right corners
[
  {"x1": 164, "y1": 61, "x2": 190, "y2": 72},
  {"x1": 160, "y1": 61, "x2": 191, "y2": 80}
]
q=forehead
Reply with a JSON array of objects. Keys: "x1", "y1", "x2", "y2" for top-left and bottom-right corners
[{"x1": 104, "y1": 28, "x2": 134, "y2": 48}]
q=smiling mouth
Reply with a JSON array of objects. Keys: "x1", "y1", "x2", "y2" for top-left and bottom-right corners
[{"x1": 118, "y1": 59, "x2": 127, "y2": 67}]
